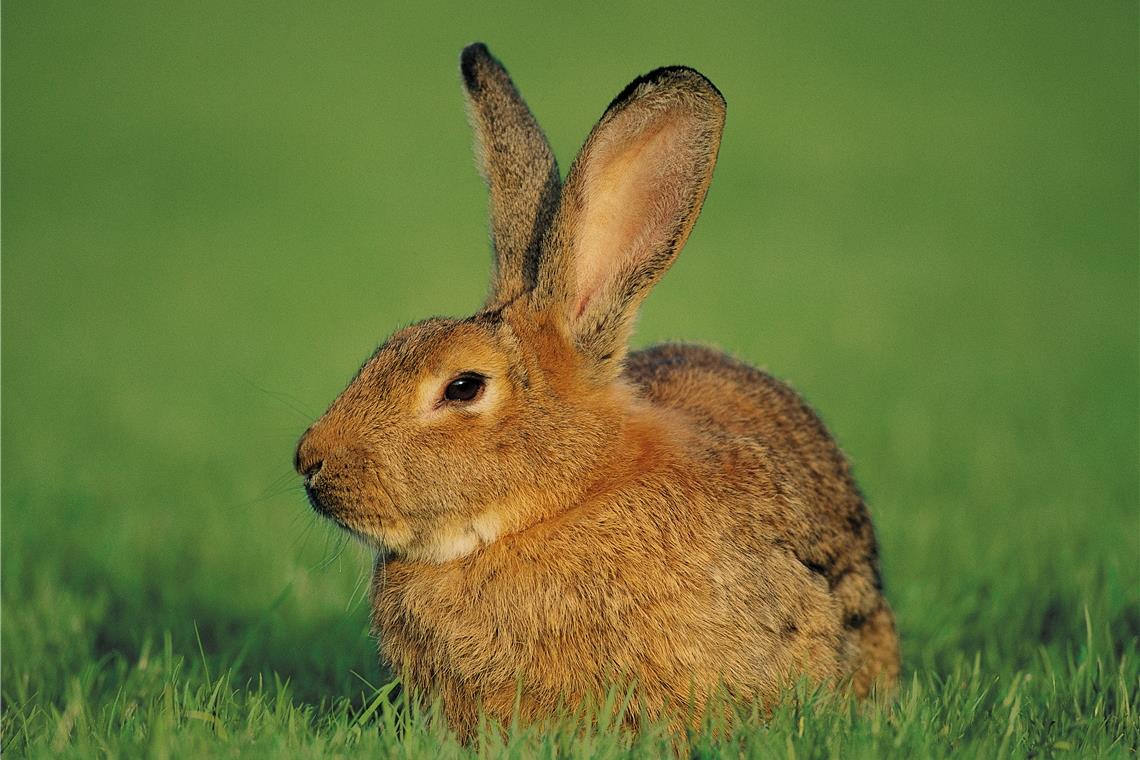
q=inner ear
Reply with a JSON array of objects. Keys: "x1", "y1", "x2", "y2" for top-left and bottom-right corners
[{"x1": 571, "y1": 112, "x2": 693, "y2": 318}]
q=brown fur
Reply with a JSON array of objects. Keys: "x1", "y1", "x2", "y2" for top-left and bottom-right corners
[
  {"x1": 295, "y1": 43, "x2": 900, "y2": 739},
  {"x1": 461, "y1": 43, "x2": 561, "y2": 306}
]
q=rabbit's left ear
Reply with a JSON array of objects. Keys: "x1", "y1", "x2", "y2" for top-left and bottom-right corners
[
  {"x1": 531, "y1": 67, "x2": 725, "y2": 376},
  {"x1": 461, "y1": 43, "x2": 561, "y2": 307}
]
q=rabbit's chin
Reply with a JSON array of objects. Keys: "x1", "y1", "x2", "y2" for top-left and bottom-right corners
[
  {"x1": 340, "y1": 524, "x2": 385, "y2": 552},
  {"x1": 305, "y1": 491, "x2": 399, "y2": 553}
]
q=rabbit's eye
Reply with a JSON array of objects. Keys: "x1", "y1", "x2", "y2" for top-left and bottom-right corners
[{"x1": 444, "y1": 374, "x2": 485, "y2": 403}]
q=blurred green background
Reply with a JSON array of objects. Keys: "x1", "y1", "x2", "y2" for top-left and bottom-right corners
[{"x1": 2, "y1": 0, "x2": 1137, "y2": 752}]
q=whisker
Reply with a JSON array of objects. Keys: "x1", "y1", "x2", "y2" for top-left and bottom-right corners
[
  {"x1": 232, "y1": 481, "x2": 305, "y2": 510},
  {"x1": 292, "y1": 512, "x2": 321, "y2": 552},
  {"x1": 314, "y1": 528, "x2": 350, "y2": 571},
  {"x1": 235, "y1": 372, "x2": 319, "y2": 421},
  {"x1": 346, "y1": 560, "x2": 373, "y2": 612}
]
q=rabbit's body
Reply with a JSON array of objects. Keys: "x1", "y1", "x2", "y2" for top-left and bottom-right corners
[
  {"x1": 372, "y1": 340, "x2": 897, "y2": 735},
  {"x1": 297, "y1": 43, "x2": 899, "y2": 737}
]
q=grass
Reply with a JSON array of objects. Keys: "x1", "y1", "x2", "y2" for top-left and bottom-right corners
[
  {"x1": 1, "y1": 615, "x2": 1136, "y2": 757},
  {"x1": 2, "y1": 0, "x2": 1137, "y2": 757}
]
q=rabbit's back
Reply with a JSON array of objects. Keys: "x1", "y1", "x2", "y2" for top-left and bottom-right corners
[{"x1": 624, "y1": 343, "x2": 900, "y2": 694}]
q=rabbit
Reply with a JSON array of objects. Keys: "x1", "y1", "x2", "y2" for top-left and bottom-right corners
[{"x1": 294, "y1": 42, "x2": 900, "y2": 738}]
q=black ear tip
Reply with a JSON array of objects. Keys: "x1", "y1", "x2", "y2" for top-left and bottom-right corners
[
  {"x1": 461, "y1": 41, "x2": 491, "y2": 62},
  {"x1": 606, "y1": 65, "x2": 726, "y2": 114},
  {"x1": 460, "y1": 42, "x2": 493, "y2": 89},
  {"x1": 667, "y1": 66, "x2": 726, "y2": 104}
]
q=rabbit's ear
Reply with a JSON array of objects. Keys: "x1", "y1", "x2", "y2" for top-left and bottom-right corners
[
  {"x1": 461, "y1": 43, "x2": 561, "y2": 307},
  {"x1": 531, "y1": 67, "x2": 725, "y2": 376}
]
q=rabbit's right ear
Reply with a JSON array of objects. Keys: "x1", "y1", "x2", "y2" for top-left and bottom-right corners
[{"x1": 461, "y1": 43, "x2": 561, "y2": 307}]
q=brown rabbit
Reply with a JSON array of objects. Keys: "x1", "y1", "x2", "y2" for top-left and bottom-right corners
[{"x1": 295, "y1": 42, "x2": 900, "y2": 737}]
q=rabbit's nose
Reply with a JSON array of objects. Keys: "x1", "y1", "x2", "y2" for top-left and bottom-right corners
[
  {"x1": 301, "y1": 458, "x2": 324, "y2": 482},
  {"x1": 294, "y1": 434, "x2": 325, "y2": 483}
]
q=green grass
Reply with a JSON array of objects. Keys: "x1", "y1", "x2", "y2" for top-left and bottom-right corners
[{"x1": 2, "y1": 1, "x2": 1137, "y2": 757}]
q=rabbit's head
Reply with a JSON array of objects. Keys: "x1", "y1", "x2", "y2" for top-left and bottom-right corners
[{"x1": 295, "y1": 44, "x2": 725, "y2": 562}]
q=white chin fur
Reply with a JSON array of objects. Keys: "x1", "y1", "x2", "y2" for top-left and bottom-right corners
[{"x1": 400, "y1": 512, "x2": 504, "y2": 564}]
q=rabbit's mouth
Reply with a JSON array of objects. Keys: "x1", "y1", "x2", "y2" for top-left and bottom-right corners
[
  {"x1": 302, "y1": 473, "x2": 414, "y2": 555},
  {"x1": 303, "y1": 482, "x2": 330, "y2": 516},
  {"x1": 303, "y1": 479, "x2": 358, "y2": 530}
]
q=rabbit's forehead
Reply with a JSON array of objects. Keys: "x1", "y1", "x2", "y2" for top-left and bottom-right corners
[{"x1": 368, "y1": 317, "x2": 510, "y2": 382}]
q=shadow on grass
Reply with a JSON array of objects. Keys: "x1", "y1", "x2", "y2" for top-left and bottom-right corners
[{"x1": 3, "y1": 544, "x2": 386, "y2": 707}]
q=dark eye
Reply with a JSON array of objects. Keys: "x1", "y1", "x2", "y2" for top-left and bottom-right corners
[{"x1": 444, "y1": 374, "x2": 485, "y2": 403}]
